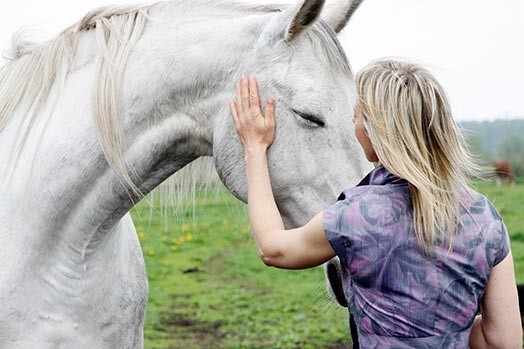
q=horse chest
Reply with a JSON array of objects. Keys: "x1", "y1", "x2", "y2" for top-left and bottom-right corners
[{"x1": 0, "y1": 215, "x2": 148, "y2": 348}]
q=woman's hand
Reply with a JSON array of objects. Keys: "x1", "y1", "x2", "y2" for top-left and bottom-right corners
[
  {"x1": 227, "y1": 76, "x2": 335, "y2": 270},
  {"x1": 229, "y1": 75, "x2": 275, "y2": 154}
]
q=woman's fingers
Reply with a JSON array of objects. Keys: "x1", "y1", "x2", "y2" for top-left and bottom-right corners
[
  {"x1": 264, "y1": 99, "x2": 275, "y2": 125},
  {"x1": 231, "y1": 75, "x2": 275, "y2": 148},
  {"x1": 235, "y1": 83, "x2": 243, "y2": 116},
  {"x1": 236, "y1": 75, "x2": 262, "y2": 119},
  {"x1": 249, "y1": 77, "x2": 261, "y2": 114},
  {"x1": 241, "y1": 75, "x2": 250, "y2": 112}
]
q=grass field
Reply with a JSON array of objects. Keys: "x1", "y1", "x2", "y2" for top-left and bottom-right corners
[
  {"x1": 130, "y1": 180, "x2": 523, "y2": 348},
  {"x1": 473, "y1": 180, "x2": 524, "y2": 280}
]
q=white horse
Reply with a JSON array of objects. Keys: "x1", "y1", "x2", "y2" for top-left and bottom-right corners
[{"x1": 0, "y1": 0, "x2": 370, "y2": 347}]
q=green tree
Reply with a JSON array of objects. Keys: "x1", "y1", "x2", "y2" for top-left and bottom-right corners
[{"x1": 465, "y1": 132, "x2": 492, "y2": 167}]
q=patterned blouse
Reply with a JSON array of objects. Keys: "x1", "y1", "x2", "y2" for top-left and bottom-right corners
[{"x1": 323, "y1": 165, "x2": 510, "y2": 348}]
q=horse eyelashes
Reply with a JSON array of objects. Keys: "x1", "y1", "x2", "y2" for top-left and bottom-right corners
[{"x1": 291, "y1": 108, "x2": 325, "y2": 127}]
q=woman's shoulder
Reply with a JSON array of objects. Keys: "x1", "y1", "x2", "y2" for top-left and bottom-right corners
[
  {"x1": 325, "y1": 184, "x2": 411, "y2": 230},
  {"x1": 457, "y1": 186, "x2": 509, "y2": 267},
  {"x1": 459, "y1": 187, "x2": 503, "y2": 222}
]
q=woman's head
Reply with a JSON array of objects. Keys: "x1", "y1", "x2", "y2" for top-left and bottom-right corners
[
  {"x1": 354, "y1": 58, "x2": 478, "y2": 250},
  {"x1": 355, "y1": 59, "x2": 463, "y2": 174}
]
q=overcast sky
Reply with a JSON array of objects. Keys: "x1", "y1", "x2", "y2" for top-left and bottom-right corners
[{"x1": 1, "y1": 0, "x2": 523, "y2": 121}]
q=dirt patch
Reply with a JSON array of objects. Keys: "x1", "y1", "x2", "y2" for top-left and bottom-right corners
[
  {"x1": 322, "y1": 339, "x2": 354, "y2": 349},
  {"x1": 154, "y1": 312, "x2": 227, "y2": 348}
]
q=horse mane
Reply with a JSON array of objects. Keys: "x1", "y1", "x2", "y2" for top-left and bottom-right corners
[
  {"x1": 0, "y1": 0, "x2": 349, "y2": 201},
  {"x1": 0, "y1": 4, "x2": 152, "y2": 194}
]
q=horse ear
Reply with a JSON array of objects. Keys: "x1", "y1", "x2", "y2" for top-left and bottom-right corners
[
  {"x1": 321, "y1": 0, "x2": 364, "y2": 33},
  {"x1": 260, "y1": 0, "x2": 326, "y2": 44}
]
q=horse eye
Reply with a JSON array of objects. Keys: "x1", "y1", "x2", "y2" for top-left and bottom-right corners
[{"x1": 291, "y1": 108, "x2": 325, "y2": 128}]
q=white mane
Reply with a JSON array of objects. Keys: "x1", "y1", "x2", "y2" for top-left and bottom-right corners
[{"x1": 0, "y1": 4, "x2": 151, "y2": 192}]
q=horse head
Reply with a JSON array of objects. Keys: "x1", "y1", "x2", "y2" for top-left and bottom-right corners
[{"x1": 213, "y1": 0, "x2": 371, "y2": 227}]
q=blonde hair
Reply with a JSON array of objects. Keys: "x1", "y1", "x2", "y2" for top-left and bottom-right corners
[{"x1": 355, "y1": 58, "x2": 479, "y2": 251}]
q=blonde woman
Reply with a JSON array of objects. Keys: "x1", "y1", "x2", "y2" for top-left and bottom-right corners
[{"x1": 229, "y1": 59, "x2": 522, "y2": 348}]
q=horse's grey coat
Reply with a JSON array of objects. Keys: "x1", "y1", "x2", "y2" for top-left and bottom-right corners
[{"x1": 0, "y1": 0, "x2": 369, "y2": 347}]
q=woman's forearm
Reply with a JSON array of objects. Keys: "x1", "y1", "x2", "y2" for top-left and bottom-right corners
[
  {"x1": 470, "y1": 253, "x2": 523, "y2": 349},
  {"x1": 470, "y1": 314, "x2": 523, "y2": 349},
  {"x1": 244, "y1": 148, "x2": 285, "y2": 264},
  {"x1": 470, "y1": 315, "x2": 490, "y2": 349}
]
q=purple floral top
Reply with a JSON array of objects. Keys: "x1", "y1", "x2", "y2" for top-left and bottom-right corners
[{"x1": 323, "y1": 165, "x2": 510, "y2": 348}]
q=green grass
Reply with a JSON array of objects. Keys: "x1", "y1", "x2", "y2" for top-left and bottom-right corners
[
  {"x1": 132, "y1": 192, "x2": 349, "y2": 349},
  {"x1": 131, "y1": 180, "x2": 524, "y2": 348},
  {"x1": 472, "y1": 180, "x2": 524, "y2": 282}
]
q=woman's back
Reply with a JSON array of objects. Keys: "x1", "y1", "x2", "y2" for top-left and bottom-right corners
[
  {"x1": 324, "y1": 165, "x2": 509, "y2": 347},
  {"x1": 227, "y1": 57, "x2": 521, "y2": 348}
]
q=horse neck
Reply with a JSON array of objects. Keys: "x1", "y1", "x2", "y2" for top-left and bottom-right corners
[{"x1": 0, "y1": 5, "x2": 266, "y2": 242}]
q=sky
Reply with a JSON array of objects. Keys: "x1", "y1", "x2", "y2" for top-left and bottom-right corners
[{"x1": 1, "y1": 0, "x2": 523, "y2": 121}]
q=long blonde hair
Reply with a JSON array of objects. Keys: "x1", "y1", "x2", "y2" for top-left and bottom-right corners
[{"x1": 355, "y1": 58, "x2": 478, "y2": 251}]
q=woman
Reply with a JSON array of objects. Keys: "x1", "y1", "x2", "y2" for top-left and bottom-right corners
[{"x1": 229, "y1": 59, "x2": 522, "y2": 348}]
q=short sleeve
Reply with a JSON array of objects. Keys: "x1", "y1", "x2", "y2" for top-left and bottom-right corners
[
  {"x1": 323, "y1": 188, "x2": 363, "y2": 266},
  {"x1": 485, "y1": 201, "x2": 511, "y2": 267},
  {"x1": 492, "y1": 219, "x2": 510, "y2": 267},
  {"x1": 323, "y1": 199, "x2": 349, "y2": 265}
]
